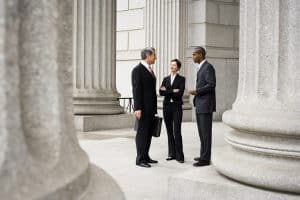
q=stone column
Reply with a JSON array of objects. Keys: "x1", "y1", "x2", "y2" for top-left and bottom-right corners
[
  {"x1": 214, "y1": 0, "x2": 300, "y2": 194},
  {"x1": 0, "y1": 0, "x2": 124, "y2": 199},
  {"x1": 145, "y1": 0, "x2": 192, "y2": 121},
  {"x1": 73, "y1": 0, "x2": 123, "y2": 114},
  {"x1": 73, "y1": 0, "x2": 134, "y2": 131}
]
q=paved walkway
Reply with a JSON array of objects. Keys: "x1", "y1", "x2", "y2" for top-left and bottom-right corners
[{"x1": 79, "y1": 122, "x2": 231, "y2": 200}]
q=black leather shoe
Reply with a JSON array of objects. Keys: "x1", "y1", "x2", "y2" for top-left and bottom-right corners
[
  {"x1": 147, "y1": 159, "x2": 158, "y2": 164},
  {"x1": 194, "y1": 157, "x2": 200, "y2": 161},
  {"x1": 136, "y1": 163, "x2": 151, "y2": 168},
  {"x1": 166, "y1": 157, "x2": 176, "y2": 161},
  {"x1": 193, "y1": 160, "x2": 210, "y2": 167},
  {"x1": 176, "y1": 159, "x2": 184, "y2": 163}
]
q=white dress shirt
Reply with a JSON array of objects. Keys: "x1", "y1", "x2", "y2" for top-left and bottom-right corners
[
  {"x1": 196, "y1": 59, "x2": 207, "y2": 72},
  {"x1": 170, "y1": 73, "x2": 177, "y2": 85},
  {"x1": 141, "y1": 60, "x2": 152, "y2": 74},
  {"x1": 170, "y1": 73, "x2": 178, "y2": 102},
  {"x1": 195, "y1": 59, "x2": 206, "y2": 89}
]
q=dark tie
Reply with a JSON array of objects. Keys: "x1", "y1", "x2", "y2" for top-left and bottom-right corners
[{"x1": 149, "y1": 66, "x2": 155, "y2": 77}]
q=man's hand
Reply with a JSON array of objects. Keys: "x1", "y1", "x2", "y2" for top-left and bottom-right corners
[
  {"x1": 188, "y1": 89, "x2": 197, "y2": 95},
  {"x1": 160, "y1": 86, "x2": 166, "y2": 91},
  {"x1": 173, "y1": 89, "x2": 179, "y2": 93},
  {"x1": 134, "y1": 110, "x2": 142, "y2": 119}
]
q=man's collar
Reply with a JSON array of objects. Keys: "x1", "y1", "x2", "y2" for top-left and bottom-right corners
[
  {"x1": 199, "y1": 59, "x2": 206, "y2": 66},
  {"x1": 196, "y1": 59, "x2": 206, "y2": 70},
  {"x1": 141, "y1": 60, "x2": 150, "y2": 68}
]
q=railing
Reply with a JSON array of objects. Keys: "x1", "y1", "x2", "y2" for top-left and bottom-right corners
[{"x1": 118, "y1": 97, "x2": 134, "y2": 113}]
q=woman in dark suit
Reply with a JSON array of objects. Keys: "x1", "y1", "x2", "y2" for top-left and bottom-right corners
[{"x1": 159, "y1": 59, "x2": 185, "y2": 163}]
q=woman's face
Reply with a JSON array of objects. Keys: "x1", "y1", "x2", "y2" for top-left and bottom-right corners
[{"x1": 170, "y1": 61, "x2": 178, "y2": 73}]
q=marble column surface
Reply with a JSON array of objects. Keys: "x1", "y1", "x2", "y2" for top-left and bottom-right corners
[
  {"x1": 214, "y1": 0, "x2": 300, "y2": 194},
  {"x1": 73, "y1": 0, "x2": 123, "y2": 115},
  {"x1": 145, "y1": 0, "x2": 192, "y2": 121},
  {"x1": 0, "y1": 0, "x2": 124, "y2": 199}
]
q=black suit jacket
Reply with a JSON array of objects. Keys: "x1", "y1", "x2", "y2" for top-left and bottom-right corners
[
  {"x1": 194, "y1": 61, "x2": 216, "y2": 114},
  {"x1": 131, "y1": 62, "x2": 157, "y2": 116},
  {"x1": 159, "y1": 74, "x2": 185, "y2": 106}
]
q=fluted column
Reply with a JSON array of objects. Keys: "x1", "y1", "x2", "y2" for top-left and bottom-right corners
[
  {"x1": 214, "y1": 0, "x2": 300, "y2": 194},
  {"x1": 73, "y1": 0, "x2": 123, "y2": 114},
  {"x1": 145, "y1": 0, "x2": 192, "y2": 120},
  {"x1": 0, "y1": 0, "x2": 124, "y2": 199}
]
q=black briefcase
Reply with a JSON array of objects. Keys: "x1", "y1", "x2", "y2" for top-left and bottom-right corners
[
  {"x1": 133, "y1": 116, "x2": 162, "y2": 137},
  {"x1": 152, "y1": 116, "x2": 162, "y2": 137}
]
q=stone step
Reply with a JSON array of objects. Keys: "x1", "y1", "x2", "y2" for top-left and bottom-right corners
[{"x1": 168, "y1": 166, "x2": 300, "y2": 200}]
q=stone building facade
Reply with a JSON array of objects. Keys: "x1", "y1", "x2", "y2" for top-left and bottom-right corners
[
  {"x1": 0, "y1": 0, "x2": 299, "y2": 199},
  {"x1": 116, "y1": 0, "x2": 239, "y2": 121}
]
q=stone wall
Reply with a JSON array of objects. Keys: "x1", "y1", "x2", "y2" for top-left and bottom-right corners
[
  {"x1": 116, "y1": 0, "x2": 146, "y2": 97},
  {"x1": 116, "y1": 0, "x2": 240, "y2": 120},
  {"x1": 186, "y1": 0, "x2": 239, "y2": 120}
]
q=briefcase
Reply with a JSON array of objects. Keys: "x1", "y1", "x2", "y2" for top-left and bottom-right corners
[
  {"x1": 152, "y1": 116, "x2": 162, "y2": 137},
  {"x1": 133, "y1": 116, "x2": 162, "y2": 137}
]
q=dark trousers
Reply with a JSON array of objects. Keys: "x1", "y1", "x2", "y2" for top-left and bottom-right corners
[
  {"x1": 135, "y1": 115, "x2": 155, "y2": 164},
  {"x1": 196, "y1": 113, "x2": 213, "y2": 162},
  {"x1": 163, "y1": 103, "x2": 184, "y2": 161}
]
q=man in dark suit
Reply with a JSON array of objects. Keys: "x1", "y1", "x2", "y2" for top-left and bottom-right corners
[
  {"x1": 131, "y1": 47, "x2": 158, "y2": 168},
  {"x1": 188, "y1": 46, "x2": 216, "y2": 167},
  {"x1": 159, "y1": 59, "x2": 185, "y2": 163}
]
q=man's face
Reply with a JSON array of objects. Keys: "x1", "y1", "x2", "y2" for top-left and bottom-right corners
[
  {"x1": 170, "y1": 61, "x2": 179, "y2": 73},
  {"x1": 192, "y1": 51, "x2": 202, "y2": 64},
  {"x1": 147, "y1": 51, "x2": 156, "y2": 65}
]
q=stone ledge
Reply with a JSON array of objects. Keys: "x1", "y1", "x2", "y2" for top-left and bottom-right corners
[
  {"x1": 168, "y1": 166, "x2": 299, "y2": 200},
  {"x1": 75, "y1": 113, "x2": 135, "y2": 131}
]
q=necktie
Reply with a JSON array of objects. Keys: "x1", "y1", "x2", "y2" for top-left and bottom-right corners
[{"x1": 149, "y1": 66, "x2": 155, "y2": 77}]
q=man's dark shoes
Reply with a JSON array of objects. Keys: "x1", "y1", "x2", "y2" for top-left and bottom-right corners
[
  {"x1": 136, "y1": 162, "x2": 151, "y2": 168},
  {"x1": 166, "y1": 157, "x2": 176, "y2": 161},
  {"x1": 147, "y1": 159, "x2": 158, "y2": 164},
  {"x1": 193, "y1": 160, "x2": 210, "y2": 167},
  {"x1": 176, "y1": 159, "x2": 184, "y2": 163},
  {"x1": 194, "y1": 157, "x2": 200, "y2": 161}
]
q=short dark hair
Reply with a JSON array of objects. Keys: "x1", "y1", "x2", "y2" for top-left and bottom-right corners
[
  {"x1": 194, "y1": 46, "x2": 206, "y2": 58},
  {"x1": 141, "y1": 47, "x2": 155, "y2": 60},
  {"x1": 171, "y1": 59, "x2": 181, "y2": 70}
]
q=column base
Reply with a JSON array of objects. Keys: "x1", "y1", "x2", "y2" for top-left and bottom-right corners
[
  {"x1": 73, "y1": 94, "x2": 124, "y2": 115},
  {"x1": 75, "y1": 113, "x2": 135, "y2": 131},
  {"x1": 213, "y1": 145, "x2": 300, "y2": 194},
  {"x1": 1, "y1": 151, "x2": 124, "y2": 199},
  {"x1": 80, "y1": 164, "x2": 125, "y2": 200},
  {"x1": 168, "y1": 166, "x2": 299, "y2": 200}
]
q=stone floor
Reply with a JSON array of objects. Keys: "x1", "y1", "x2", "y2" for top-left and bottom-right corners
[{"x1": 79, "y1": 122, "x2": 232, "y2": 200}]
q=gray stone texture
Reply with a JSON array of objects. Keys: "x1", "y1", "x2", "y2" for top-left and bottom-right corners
[
  {"x1": 0, "y1": 0, "x2": 124, "y2": 199},
  {"x1": 187, "y1": 0, "x2": 239, "y2": 120},
  {"x1": 214, "y1": 0, "x2": 300, "y2": 194},
  {"x1": 73, "y1": 0, "x2": 123, "y2": 115},
  {"x1": 145, "y1": 0, "x2": 193, "y2": 121},
  {"x1": 169, "y1": 166, "x2": 300, "y2": 200},
  {"x1": 73, "y1": 0, "x2": 134, "y2": 131},
  {"x1": 75, "y1": 113, "x2": 135, "y2": 132}
]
